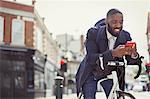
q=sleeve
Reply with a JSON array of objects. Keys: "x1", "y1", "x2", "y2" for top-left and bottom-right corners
[
  {"x1": 124, "y1": 32, "x2": 140, "y2": 65},
  {"x1": 85, "y1": 27, "x2": 100, "y2": 65},
  {"x1": 85, "y1": 27, "x2": 114, "y2": 67}
]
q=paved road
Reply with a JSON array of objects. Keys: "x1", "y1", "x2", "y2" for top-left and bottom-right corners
[{"x1": 36, "y1": 91, "x2": 150, "y2": 99}]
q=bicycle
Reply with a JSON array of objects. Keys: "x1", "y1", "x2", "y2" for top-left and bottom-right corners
[{"x1": 77, "y1": 56, "x2": 144, "y2": 99}]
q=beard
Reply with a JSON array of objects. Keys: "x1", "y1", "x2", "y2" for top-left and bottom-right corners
[{"x1": 107, "y1": 24, "x2": 122, "y2": 37}]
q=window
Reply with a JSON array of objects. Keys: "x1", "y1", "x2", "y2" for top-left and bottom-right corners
[
  {"x1": 0, "y1": 16, "x2": 4, "y2": 42},
  {"x1": 12, "y1": 19, "x2": 24, "y2": 45},
  {"x1": 36, "y1": 27, "x2": 43, "y2": 52},
  {"x1": 34, "y1": 70, "x2": 44, "y2": 90}
]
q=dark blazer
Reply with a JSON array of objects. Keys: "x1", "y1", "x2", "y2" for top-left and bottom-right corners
[{"x1": 76, "y1": 26, "x2": 139, "y2": 96}]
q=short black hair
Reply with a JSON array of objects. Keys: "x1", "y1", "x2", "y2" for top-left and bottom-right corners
[{"x1": 106, "y1": 9, "x2": 122, "y2": 18}]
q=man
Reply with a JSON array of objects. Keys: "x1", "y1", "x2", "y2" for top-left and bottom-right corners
[{"x1": 76, "y1": 8, "x2": 140, "y2": 99}]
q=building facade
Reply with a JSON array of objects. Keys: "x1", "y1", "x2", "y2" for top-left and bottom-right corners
[
  {"x1": 147, "y1": 12, "x2": 150, "y2": 60},
  {"x1": 0, "y1": 0, "x2": 59, "y2": 98}
]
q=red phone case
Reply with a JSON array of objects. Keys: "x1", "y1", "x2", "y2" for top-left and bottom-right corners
[{"x1": 125, "y1": 41, "x2": 136, "y2": 47}]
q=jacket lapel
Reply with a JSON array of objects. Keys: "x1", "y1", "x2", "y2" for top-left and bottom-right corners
[
  {"x1": 96, "y1": 26, "x2": 109, "y2": 52},
  {"x1": 96, "y1": 27, "x2": 127, "y2": 52},
  {"x1": 114, "y1": 31, "x2": 127, "y2": 49}
]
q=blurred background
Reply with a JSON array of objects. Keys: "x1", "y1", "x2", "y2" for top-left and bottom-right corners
[{"x1": 0, "y1": 0, "x2": 150, "y2": 99}]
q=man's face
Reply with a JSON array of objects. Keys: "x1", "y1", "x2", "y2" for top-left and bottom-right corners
[{"x1": 106, "y1": 13, "x2": 123, "y2": 37}]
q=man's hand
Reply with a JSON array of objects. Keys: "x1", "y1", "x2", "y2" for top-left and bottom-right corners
[
  {"x1": 125, "y1": 41, "x2": 138, "y2": 58},
  {"x1": 112, "y1": 45, "x2": 127, "y2": 58},
  {"x1": 112, "y1": 44, "x2": 138, "y2": 58},
  {"x1": 130, "y1": 43, "x2": 138, "y2": 58}
]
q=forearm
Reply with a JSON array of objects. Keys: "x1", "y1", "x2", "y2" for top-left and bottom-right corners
[
  {"x1": 87, "y1": 50, "x2": 113, "y2": 65},
  {"x1": 125, "y1": 53, "x2": 140, "y2": 65}
]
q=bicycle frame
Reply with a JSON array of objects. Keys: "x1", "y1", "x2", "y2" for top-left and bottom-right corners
[
  {"x1": 98, "y1": 70, "x2": 120, "y2": 99},
  {"x1": 107, "y1": 71, "x2": 120, "y2": 99},
  {"x1": 99, "y1": 68, "x2": 135, "y2": 99},
  {"x1": 77, "y1": 56, "x2": 143, "y2": 99}
]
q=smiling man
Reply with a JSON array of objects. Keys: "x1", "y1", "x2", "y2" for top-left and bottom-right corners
[
  {"x1": 106, "y1": 9, "x2": 123, "y2": 37},
  {"x1": 76, "y1": 8, "x2": 140, "y2": 99}
]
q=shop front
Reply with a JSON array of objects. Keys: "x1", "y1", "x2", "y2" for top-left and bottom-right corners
[{"x1": 0, "y1": 45, "x2": 46, "y2": 99}]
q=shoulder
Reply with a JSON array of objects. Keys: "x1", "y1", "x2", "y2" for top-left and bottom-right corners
[
  {"x1": 86, "y1": 27, "x2": 98, "y2": 40},
  {"x1": 122, "y1": 30, "x2": 131, "y2": 37},
  {"x1": 121, "y1": 30, "x2": 132, "y2": 40},
  {"x1": 87, "y1": 27, "x2": 98, "y2": 34}
]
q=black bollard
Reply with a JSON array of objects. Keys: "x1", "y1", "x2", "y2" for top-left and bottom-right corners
[{"x1": 55, "y1": 76, "x2": 64, "y2": 99}]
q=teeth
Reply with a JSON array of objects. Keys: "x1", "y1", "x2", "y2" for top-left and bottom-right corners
[{"x1": 114, "y1": 29, "x2": 120, "y2": 32}]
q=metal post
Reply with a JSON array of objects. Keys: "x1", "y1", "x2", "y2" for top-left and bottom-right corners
[{"x1": 55, "y1": 76, "x2": 64, "y2": 99}]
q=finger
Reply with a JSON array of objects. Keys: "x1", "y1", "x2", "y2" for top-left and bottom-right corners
[
  {"x1": 118, "y1": 45, "x2": 125, "y2": 48},
  {"x1": 132, "y1": 44, "x2": 135, "y2": 49},
  {"x1": 125, "y1": 51, "x2": 128, "y2": 55},
  {"x1": 125, "y1": 51, "x2": 132, "y2": 55}
]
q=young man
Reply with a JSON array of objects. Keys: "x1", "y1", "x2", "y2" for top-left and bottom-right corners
[{"x1": 76, "y1": 8, "x2": 139, "y2": 99}]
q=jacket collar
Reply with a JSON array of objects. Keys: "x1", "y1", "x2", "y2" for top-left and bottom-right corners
[{"x1": 98, "y1": 26, "x2": 126, "y2": 47}]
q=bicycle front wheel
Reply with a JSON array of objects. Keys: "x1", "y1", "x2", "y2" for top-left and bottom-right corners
[{"x1": 116, "y1": 91, "x2": 136, "y2": 99}]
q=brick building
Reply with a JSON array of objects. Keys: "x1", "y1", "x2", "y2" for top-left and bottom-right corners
[{"x1": 0, "y1": 0, "x2": 59, "y2": 98}]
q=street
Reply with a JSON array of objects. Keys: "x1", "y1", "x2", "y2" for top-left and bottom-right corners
[{"x1": 36, "y1": 91, "x2": 150, "y2": 99}]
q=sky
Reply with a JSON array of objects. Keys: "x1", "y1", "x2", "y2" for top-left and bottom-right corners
[{"x1": 6, "y1": 0, "x2": 150, "y2": 61}]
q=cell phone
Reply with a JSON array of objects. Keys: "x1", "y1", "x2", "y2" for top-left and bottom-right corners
[{"x1": 125, "y1": 41, "x2": 136, "y2": 48}]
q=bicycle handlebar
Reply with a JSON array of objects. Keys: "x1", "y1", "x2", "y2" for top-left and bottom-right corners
[
  {"x1": 133, "y1": 56, "x2": 144, "y2": 79},
  {"x1": 107, "y1": 56, "x2": 144, "y2": 79}
]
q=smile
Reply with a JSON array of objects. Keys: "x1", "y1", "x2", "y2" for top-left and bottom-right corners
[{"x1": 114, "y1": 28, "x2": 120, "y2": 32}]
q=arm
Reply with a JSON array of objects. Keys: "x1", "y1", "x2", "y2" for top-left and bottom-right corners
[
  {"x1": 85, "y1": 27, "x2": 128, "y2": 67},
  {"x1": 123, "y1": 32, "x2": 140, "y2": 65},
  {"x1": 85, "y1": 27, "x2": 114, "y2": 67},
  {"x1": 85, "y1": 27, "x2": 100, "y2": 65}
]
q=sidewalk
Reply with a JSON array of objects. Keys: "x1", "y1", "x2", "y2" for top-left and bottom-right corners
[{"x1": 36, "y1": 91, "x2": 150, "y2": 99}]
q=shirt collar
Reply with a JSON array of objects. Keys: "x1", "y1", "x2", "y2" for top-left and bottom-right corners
[{"x1": 106, "y1": 28, "x2": 116, "y2": 40}]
